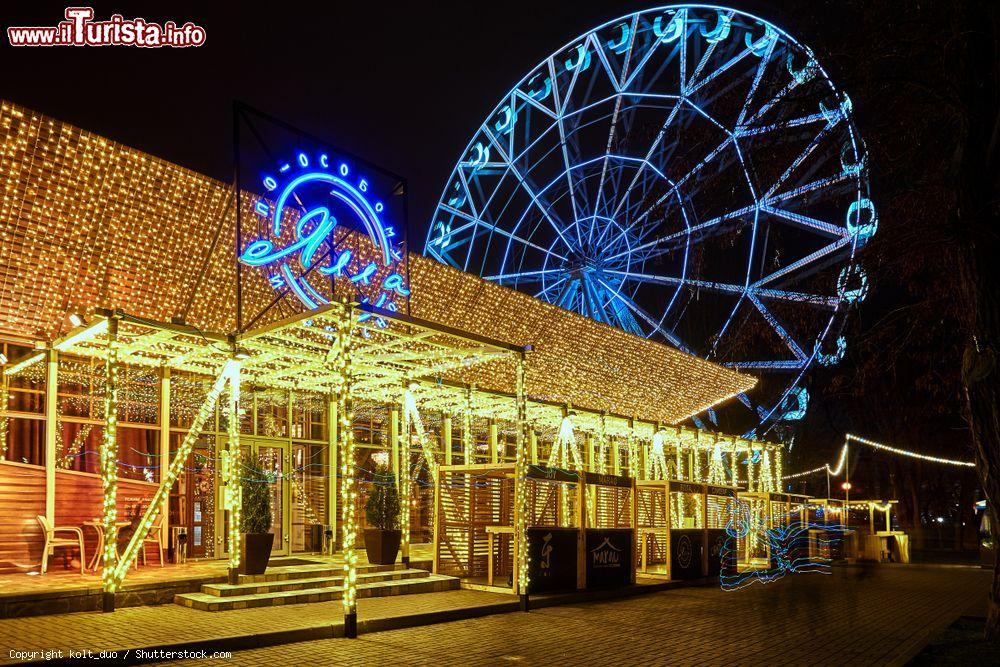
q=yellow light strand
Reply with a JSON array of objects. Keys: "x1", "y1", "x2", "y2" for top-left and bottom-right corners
[
  {"x1": 226, "y1": 362, "x2": 242, "y2": 577},
  {"x1": 846, "y1": 433, "x2": 975, "y2": 467},
  {"x1": 100, "y1": 323, "x2": 120, "y2": 595},
  {"x1": 112, "y1": 361, "x2": 233, "y2": 584},
  {"x1": 514, "y1": 354, "x2": 530, "y2": 596},
  {"x1": 0, "y1": 374, "x2": 9, "y2": 460},
  {"x1": 334, "y1": 306, "x2": 358, "y2": 619}
]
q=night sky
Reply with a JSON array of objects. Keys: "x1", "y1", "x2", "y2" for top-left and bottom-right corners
[{"x1": 1, "y1": 0, "x2": 819, "y2": 236}]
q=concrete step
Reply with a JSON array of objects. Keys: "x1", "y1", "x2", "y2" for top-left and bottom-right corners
[
  {"x1": 174, "y1": 574, "x2": 459, "y2": 611},
  {"x1": 237, "y1": 561, "x2": 405, "y2": 584},
  {"x1": 201, "y1": 568, "x2": 429, "y2": 597}
]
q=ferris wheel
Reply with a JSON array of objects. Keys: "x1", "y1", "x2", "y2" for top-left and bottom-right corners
[{"x1": 424, "y1": 5, "x2": 876, "y2": 435}]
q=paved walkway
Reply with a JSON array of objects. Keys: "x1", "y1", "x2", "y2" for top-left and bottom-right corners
[
  {"x1": 0, "y1": 565, "x2": 988, "y2": 666},
  {"x1": 166, "y1": 565, "x2": 987, "y2": 666},
  {"x1": 0, "y1": 588, "x2": 514, "y2": 664}
]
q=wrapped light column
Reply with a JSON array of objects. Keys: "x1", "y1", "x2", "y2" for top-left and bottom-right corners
[
  {"x1": 674, "y1": 439, "x2": 684, "y2": 481},
  {"x1": 596, "y1": 414, "x2": 608, "y2": 475},
  {"x1": 398, "y1": 390, "x2": 412, "y2": 564},
  {"x1": 100, "y1": 317, "x2": 120, "y2": 612},
  {"x1": 626, "y1": 425, "x2": 638, "y2": 478},
  {"x1": 730, "y1": 438, "x2": 739, "y2": 487},
  {"x1": 112, "y1": 361, "x2": 234, "y2": 588},
  {"x1": 462, "y1": 388, "x2": 474, "y2": 464},
  {"x1": 0, "y1": 374, "x2": 8, "y2": 460},
  {"x1": 332, "y1": 306, "x2": 359, "y2": 638},
  {"x1": 226, "y1": 361, "x2": 242, "y2": 585},
  {"x1": 774, "y1": 448, "x2": 785, "y2": 492},
  {"x1": 759, "y1": 450, "x2": 773, "y2": 493},
  {"x1": 513, "y1": 352, "x2": 530, "y2": 609},
  {"x1": 708, "y1": 440, "x2": 726, "y2": 485}
]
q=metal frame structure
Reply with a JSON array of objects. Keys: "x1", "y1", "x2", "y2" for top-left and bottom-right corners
[
  {"x1": 425, "y1": 5, "x2": 876, "y2": 435},
  {"x1": 48, "y1": 300, "x2": 527, "y2": 624}
]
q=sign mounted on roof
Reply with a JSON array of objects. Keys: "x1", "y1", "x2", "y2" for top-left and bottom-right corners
[{"x1": 233, "y1": 103, "x2": 408, "y2": 332}]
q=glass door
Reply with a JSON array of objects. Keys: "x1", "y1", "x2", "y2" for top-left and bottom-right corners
[
  {"x1": 256, "y1": 442, "x2": 291, "y2": 556},
  {"x1": 219, "y1": 438, "x2": 292, "y2": 559}
]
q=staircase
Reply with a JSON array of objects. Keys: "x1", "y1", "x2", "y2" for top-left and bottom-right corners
[{"x1": 175, "y1": 561, "x2": 458, "y2": 611}]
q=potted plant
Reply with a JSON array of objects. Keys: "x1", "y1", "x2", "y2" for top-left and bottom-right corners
[
  {"x1": 363, "y1": 464, "x2": 401, "y2": 565},
  {"x1": 239, "y1": 458, "x2": 274, "y2": 575}
]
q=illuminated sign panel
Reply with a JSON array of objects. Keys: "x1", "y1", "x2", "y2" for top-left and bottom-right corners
[{"x1": 239, "y1": 150, "x2": 408, "y2": 327}]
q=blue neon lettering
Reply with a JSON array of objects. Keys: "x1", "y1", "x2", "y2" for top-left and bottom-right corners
[
  {"x1": 319, "y1": 249, "x2": 352, "y2": 276},
  {"x1": 383, "y1": 273, "x2": 410, "y2": 296},
  {"x1": 350, "y1": 262, "x2": 378, "y2": 285}
]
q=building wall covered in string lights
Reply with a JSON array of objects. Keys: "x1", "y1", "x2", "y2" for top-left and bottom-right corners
[
  {"x1": 0, "y1": 100, "x2": 783, "y2": 600},
  {"x1": 0, "y1": 100, "x2": 754, "y2": 425}
]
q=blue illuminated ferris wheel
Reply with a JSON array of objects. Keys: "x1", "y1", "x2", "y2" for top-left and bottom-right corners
[{"x1": 424, "y1": 5, "x2": 876, "y2": 435}]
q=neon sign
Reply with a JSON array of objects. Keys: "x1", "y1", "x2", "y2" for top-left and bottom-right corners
[{"x1": 240, "y1": 151, "x2": 408, "y2": 328}]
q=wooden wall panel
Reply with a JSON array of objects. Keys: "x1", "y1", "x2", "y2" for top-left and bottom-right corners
[
  {"x1": 55, "y1": 471, "x2": 159, "y2": 566},
  {"x1": 0, "y1": 462, "x2": 160, "y2": 574},
  {"x1": 0, "y1": 462, "x2": 45, "y2": 574}
]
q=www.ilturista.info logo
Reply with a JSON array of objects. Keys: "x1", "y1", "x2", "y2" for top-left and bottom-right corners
[{"x1": 7, "y1": 7, "x2": 206, "y2": 47}]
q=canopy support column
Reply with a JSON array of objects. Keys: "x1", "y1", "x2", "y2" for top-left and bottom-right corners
[
  {"x1": 225, "y1": 360, "x2": 242, "y2": 585},
  {"x1": 44, "y1": 350, "x2": 58, "y2": 526},
  {"x1": 100, "y1": 317, "x2": 120, "y2": 612},
  {"x1": 443, "y1": 415, "x2": 453, "y2": 466},
  {"x1": 158, "y1": 368, "x2": 171, "y2": 550},
  {"x1": 514, "y1": 350, "x2": 530, "y2": 611},
  {"x1": 333, "y1": 306, "x2": 358, "y2": 638},
  {"x1": 327, "y1": 394, "x2": 338, "y2": 551}
]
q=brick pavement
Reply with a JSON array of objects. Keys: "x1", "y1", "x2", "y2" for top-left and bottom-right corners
[
  {"x1": 0, "y1": 588, "x2": 513, "y2": 665},
  {"x1": 0, "y1": 565, "x2": 988, "y2": 666},
  {"x1": 151, "y1": 565, "x2": 985, "y2": 667}
]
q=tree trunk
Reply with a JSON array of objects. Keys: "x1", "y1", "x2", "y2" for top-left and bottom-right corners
[
  {"x1": 954, "y1": 0, "x2": 1000, "y2": 641},
  {"x1": 962, "y1": 297, "x2": 1000, "y2": 639}
]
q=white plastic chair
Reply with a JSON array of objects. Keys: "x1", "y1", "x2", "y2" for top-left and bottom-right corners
[
  {"x1": 37, "y1": 515, "x2": 86, "y2": 575},
  {"x1": 140, "y1": 516, "x2": 165, "y2": 567}
]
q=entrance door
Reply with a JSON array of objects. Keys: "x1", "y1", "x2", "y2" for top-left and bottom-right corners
[
  {"x1": 255, "y1": 442, "x2": 291, "y2": 556},
  {"x1": 220, "y1": 438, "x2": 292, "y2": 559}
]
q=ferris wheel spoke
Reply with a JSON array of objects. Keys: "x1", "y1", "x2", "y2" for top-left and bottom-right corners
[
  {"x1": 590, "y1": 92, "x2": 630, "y2": 245},
  {"x1": 764, "y1": 119, "x2": 839, "y2": 199},
  {"x1": 621, "y1": 31, "x2": 671, "y2": 91},
  {"x1": 604, "y1": 202, "x2": 756, "y2": 264},
  {"x1": 595, "y1": 278, "x2": 694, "y2": 352},
  {"x1": 534, "y1": 275, "x2": 569, "y2": 300},
  {"x1": 740, "y1": 77, "x2": 803, "y2": 130},
  {"x1": 747, "y1": 294, "x2": 808, "y2": 361},
  {"x1": 734, "y1": 36, "x2": 778, "y2": 128},
  {"x1": 607, "y1": 269, "x2": 837, "y2": 308},
  {"x1": 685, "y1": 41, "x2": 755, "y2": 97},
  {"x1": 681, "y1": 12, "x2": 735, "y2": 94},
  {"x1": 606, "y1": 99, "x2": 685, "y2": 227},
  {"x1": 482, "y1": 126, "x2": 579, "y2": 253},
  {"x1": 440, "y1": 204, "x2": 569, "y2": 262},
  {"x1": 484, "y1": 268, "x2": 564, "y2": 285},
  {"x1": 589, "y1": 32, "x2": 624, "y2": 94},
  {"x1": 753, "y1": 236, "x2": 852, "y2": 287},
  {"x1": 767, "y1": 171, "x2": 853, "y2": 205},
  {"x1": 760, "y1": 205, "x2": 847, "y2": 238},
  {"x1": 736, "y1": 111, "x2": 829, "y2": 138}
]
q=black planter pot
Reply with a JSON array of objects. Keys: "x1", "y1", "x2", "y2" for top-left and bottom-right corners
[
  {"x1": 240, "y1": 532, "x2": 275, "y2": 575},
  {"x1": 363, "y1": 529, "x2": 401, "y2": 565}
]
